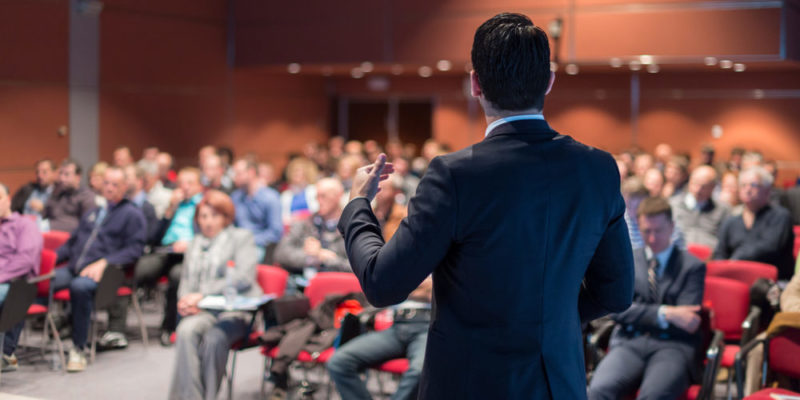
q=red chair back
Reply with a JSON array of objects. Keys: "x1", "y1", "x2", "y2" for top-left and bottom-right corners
[
  {"x1": 767, "y1": 327, "x2": 800, "y2": 379},
  {"x1": 687, "y1": 243, "x2": 712, "y2": 261},
  {"x1": 794, "y1": 236, "x2": 800, "y2": 259},
  {"x1": 43, "y1": 231, "x2": 70, "y2": 252},
  {"x1": 256, "y1": 265, "x2": 289, "y2": 297},
  {"x1": 304, "y1": 272, "x2": 362, "y2": 308},
  {"x1": 703, "y1": 276, "x2": 750, "y2": 341},
  {"x1": 36, "y1": 249, "x2": 57, "y2": 298},
  {"x1": 706, "y1": 260, "x2": 778, "y2": 286}
]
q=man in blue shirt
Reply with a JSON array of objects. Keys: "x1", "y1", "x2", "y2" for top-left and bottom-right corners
[
  {"x1": 131, "y1": 167, "x2": 203, "y2": 345},
  {"x1": 230, "y1": 159, "x2": 282, "y2": 263},
  {"x1": 52, "y1": 166, "x2": 146, "y2": 372}
]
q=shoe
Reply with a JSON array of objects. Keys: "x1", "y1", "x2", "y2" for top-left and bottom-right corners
[
  {"x1": 1, "y1": 354, "x2": 18, "y2": 372},
  {"x1": 97, "y1": 331, "x2": 128, "y2": 350},
  {"x1": 66, "y1": 349, "x2": 86, "y2": 373},
  {"x1": 268, "y1": 388, "x2": 287, "y2": 400},
  {"x1": 159, "y1": 331, "x2": 174, "y2": 347}
]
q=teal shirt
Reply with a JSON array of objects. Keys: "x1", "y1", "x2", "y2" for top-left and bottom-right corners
[{"x1": 161, "y1": 193, "x2": 202, "y2": 246}]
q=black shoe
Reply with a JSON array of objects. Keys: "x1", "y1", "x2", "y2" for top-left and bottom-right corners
[{"x1": 159, "y1": 331, "x2": 173, "y2": 347}]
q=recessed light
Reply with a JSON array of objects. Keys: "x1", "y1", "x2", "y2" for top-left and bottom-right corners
[
  {"x1": 418, "y1": 66, "x2": 433, "y2": 78},
  {"x1": 360, "y1": 62, "x2": 374, "y2": 73},
  {"x1": 287, "y1": 63, "x2": 301, "y2": 74},
  {"x1": 565, "y1": 64, "x2": 579, "y2": 75},
  {"x1": 647, "y1": 64, "x2": 660, "y2": 74},
  {"x1": 610, "y1": 58, "x2": 623, "y2": 68},
  {"x1": 351, "y1": 68, "x2": 365, "y2": 79},
  {"x1": 639, "y1": 55, "x2": 654, "y2": 65},
  {"x1": 704, "y1": 57, "x2": 718, "y2": 66},
  {"x1": 734, "y1": 63, "x2": 746, "y2": 72},
  {"x1": 436, "y1": 60, "x2": 452, "y2": 72},
  {"x1": 720, "y1": 60, "x2": 733, "y2": 69},
  {"x1": 629, "y1": 60, "x2": 642, "y2": 71}
]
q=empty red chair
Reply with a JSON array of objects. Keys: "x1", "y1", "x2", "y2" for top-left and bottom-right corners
[
  {"x1": 687, "y1": 243, "x2": 713, "y2": 261},
  {"x1": 706, "y1": 260, "x2": 778, "y2": 287},
  {"x1": 738, "y1": 326, "x2": 800, "y2": 399},
  {"x1": 42, "y1": 231, "x2": 70, "y2": 252},
  {"x1": 304, "y1": 272, "x2": 362, "y2": 308}
]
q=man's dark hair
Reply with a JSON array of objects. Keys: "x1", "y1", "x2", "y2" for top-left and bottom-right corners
[
  {"x1": 217, "y1": 147, "x2": 234, "y2": 164},
  {"x1": 61, "y1": 158, "x2": 83, "y2": 176},
  {"x1": 471, "y1": 13, "x2": 551, "y2": 111},
  {"x1": 637, "y1": 196, "x2": 673, "y2": 221},
  {"x1": 37, "y1": 159, "x2": 56, "y2": 170}
]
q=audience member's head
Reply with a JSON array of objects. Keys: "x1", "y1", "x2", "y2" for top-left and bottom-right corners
[
  {"x1": 142, "y1": 146, "x2": 159, "y2": 162},
  {"x1": 375, "y1": 174, "x2": 404, "y2": 211},
  {"x1": 664, "y1": 155, "x2": 689, "y2": 187},
  {"x1": 763, "y1": 159, "x2": 779, "y2": 184},
  {"x1": 113, "y1": 146, "x2": 133, "y2": 168},
  {"x1": 719, "y1": 170, "x2": 740, "y2": 207},
  {"x1": 700, "y1": 144, "x2": 715, "y2": 166},
  {"x1": 615, "y1": 156, "x2": 629, "y2": 182},
  {"x1": 385, "y1": 140, "x2": 404, "y2": 161},
  {"x1": 217, "y1": 147, "x2": 234, "y2": 168},
  {"x1": 258, "y1": 162, "x2": 276, "y2": 186},
  {"x1": 137, "y1": 160, "x2": 160, "y2": 191},
  {"x1": 621, "y1": 176, "x2": 649, "y2": 215},
  {"x1": 123, "y1": 164, "x2": 146, "y2": 196},
  {"x1": 336, "y1": 154, "x2": 363, "y2": 182},
  {"x1": 328, "y1": 136, "x2": 345, "y2": 158},
  {"x1": 233, "y1": 159, "x2": 259, "y2": 189},
  {"x1": 195, "y1": 190, "x2": 235, "y2": 239},
  {"x1": 177, "y1": 167, "x2": 203, "y2": 199},
  {"x1": 471, "y1": 13, "x2": 551, "y2": 113},
  {"x1": 58, "y1": 159, "x2": 83, "y2": 190},
  {"x1": 344, "y1": 140, "x2": 364, "y2": 156},
  {"x1": 729, "y1": 147, "x2": 746, "y2": 169},
  {"x1": 688, "y1": 165, "x2": 717, "y2": 204},
  {"x1": 633, "y1": 153, "x2": 654, "y2": 178},
  {"x1": 637, "y1": 196, "x2": 674, "y2": 254},
  {"x1": 741, "y1": 151, "x2": 764, "y2": 171},
  {"x1": 421, "y1": 139, "x2": 442, "y2": 162},
  {"x1": 364, "y1": 140, "x2": 382, "y2": 161},
  {"x1": 643, "y1": 168, "x2": 665, "y2": 197},
  {"x1": 89, "y1": 162, "x2": 109, "y2": 194},
  {"x1": 102, "y1": 166, "x2": 128, "y2": 205},
  {"x1": 201, "y1": 154, "x2": 225, "y2": 186},
  {"x1": 157, "y1": 152, "x2": 174, "y2": 179},
  {"x1": 316, "y1": 178, "x2": 345, "y2": 220},
  {"x1": 286, "y1": 157, "x2": 319, "y2": 187},
  {"x1": 198, "y1": 145, "x2": 217, "y2": 166},
  {"x1": 392, "y1": 157, "x2": 411, "y2": 177},
  {"x1": 35, "y1": 159, "x2": 57, "y2": 187},
  {"x1": 654, "y1": 143, "x2": 673, "y2": 165},
  {"x1": 739, "y1": 166, "x2": 773, "y2": 213},
  {"x1": 0, "y1": 182, "x2": 10, "y2": 218}
]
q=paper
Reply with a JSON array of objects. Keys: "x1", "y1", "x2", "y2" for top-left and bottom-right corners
[{"x1": 198, "y1": 294, "x2": 276, "y2": 311}]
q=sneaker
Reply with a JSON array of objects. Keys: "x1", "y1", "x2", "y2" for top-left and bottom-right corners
[
  {"x1": 1, "y1": 354, "x2": 18, "y2": 372},
  {"x1": 159, "y1": 331, "x2": 174, "y2": 347},
  {"x1": 97, "y1": 331, "x2": 128, "y2": 350},
  {"x1": 66, "y1": 349, "x2": 86, "y2": 373}
]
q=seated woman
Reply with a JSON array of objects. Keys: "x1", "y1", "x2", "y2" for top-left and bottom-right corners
[{"x1": 168, "y1": 190, "x2": 262, "y2": 400}]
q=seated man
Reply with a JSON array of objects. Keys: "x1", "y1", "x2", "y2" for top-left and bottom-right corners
[
  {"x1": 42, "y1": 158, "x2": 97, "y2": 233},
  {"x1": 588, "y1": 197, "x2": 705, "y2": 399},
  {"x1": 670, "y1": 165, "x2": 729, "y2": 249},
  {"x1": 274, "y1": 178, "x2": 350, "y2": 282},
  {"x1": 130, "y1": 167, "x2": 204, "y2": 345},
  {"x1": 10, "y1": 159, "x2": 57, "y2": 218},
  {"x1": 52, "y1": 166, "x2": 146, "y2": 372},
  {"x1": 328, "y1": 277, "x2": 430, "y2": 400},
  {"x1": 713, "y1": 166, "x2": 795, "y2": 280},
  {"x1": 230, "y1": 159, "x2": 283, "y2": 263},
  {"x1": 0, "y1": 182, "x2": 43, "y2": 372}
]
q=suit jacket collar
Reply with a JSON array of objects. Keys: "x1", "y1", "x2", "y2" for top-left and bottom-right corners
[{"x1": 484, "y1": 119, "x2": 558, "y2": 141}]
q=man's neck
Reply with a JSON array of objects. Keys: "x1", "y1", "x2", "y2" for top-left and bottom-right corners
[
  {"x1": 482, "y1": 103, "x2": 543, "y2": 126},
  {"x1": 248, "y1": 181, "x2": 263, "y2": 195}
]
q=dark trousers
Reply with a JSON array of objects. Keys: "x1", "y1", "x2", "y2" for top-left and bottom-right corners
[
  {"x1": 0, "y1": 283, "x2": 24, "y2": 356},
  {"x1": 53, "y1": 268, "x2": 97, "y2": 350},
  {"x1": 588, "y1": 335, "x2": 694, "y2": 400}
]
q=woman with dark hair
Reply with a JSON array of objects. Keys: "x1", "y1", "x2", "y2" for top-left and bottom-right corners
[{"x1": 168, "y1": 190, "x2": 261, "y2": 400}]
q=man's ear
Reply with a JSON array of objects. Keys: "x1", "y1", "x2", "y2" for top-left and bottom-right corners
[
  {"x1": 545, "y1": 71, "x2": 555, "y2": 95},
  {"x1": 470, "y1": 70, "x2": 482, "y2": 98}
]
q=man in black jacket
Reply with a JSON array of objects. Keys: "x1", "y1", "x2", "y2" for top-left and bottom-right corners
[
  {"x1": 10, "y1": 159, "x2": 57, "y2": 218},
  {"x1": 337, "y1": 13, "x2": 634, "y2": 400},
  {"x1": 52, "y1": 166, "x2": 145, "y2": 372}
]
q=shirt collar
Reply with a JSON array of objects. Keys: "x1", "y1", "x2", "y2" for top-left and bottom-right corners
[
  {"x1": 645, "y1": 244, "x2": 674, "y2": 277},
  {"x1": 0, "y1": 212, "x2": 19, "y2": 224},
  {"x1": 484, "y1": 114, "x2": 545, "y2": 138}
]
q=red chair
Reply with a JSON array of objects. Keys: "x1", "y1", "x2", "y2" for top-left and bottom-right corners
[
  {"x1": 706, "y1": 260, "x2": 778, "y2": 287},
  {"x1": 736, "y1": 326, "x2": 800, "y2": 399},
  {"x1": 704, "y1": 276, "x2": 761, "y2": 398},
  {"x1": 687, "y1": 243, "x2": 713, "y2": 261},
  {"x1": 226, "y1": 265, "x2": 289, "y2": 398},
  {"x1": 259, "y1": 272, "x2": 362, "y2": 396},
  {"x1": 42, "y1": 231, "x2": 70, "y2": 252},
  {"x1": 25, "y1": 249, "x2": 67, "y2": 371}
]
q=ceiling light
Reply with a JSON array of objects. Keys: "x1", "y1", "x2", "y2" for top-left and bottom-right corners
[
  {"x1": 753, "y1": 89, "x2": 765, "y2": 99},
  {"x1": 720, "y1": 60, "x2": 733, "y2": 69},
  {"x1": 436, "y1": 60, "x2": 452, "y2": 72},
  {"x1": 360, "y1": 62, "x2": 374, "y2": 73},
  {"x1": 565, "y1": 64, "x2": 579, "y2": 75},
  {"x1": 351, "y1": 68, "x2": 365, "y2": 79},
  {"x1": 639, "y1": 55, "x2": 654, "y2": 65},
  {"x1": 704, "y1": 57, "x2": 718, "y2": 66},
  {"x1": 646, "y1": 64, "x2": 660, "y2": 74},
  {"x1": 609, "y1": 58, "x2": 623, "y2": 68},
  {"x1": 629, "y1": 60, "x2": 642, "y2": 71},
  {"x1": 287, "y1": 63, "x2": 301, "y2": 74},
  {"x1": 418, "y1": 66, "x2": 433, "y2": 78},
  {"x1": 734, "y1": 63, "x2": 746, "y2": 72}
]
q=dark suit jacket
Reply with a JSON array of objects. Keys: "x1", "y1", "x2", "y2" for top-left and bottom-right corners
[
  {"x1": 610, "y1": 247, "x2": 705, "y2": 348},
  {"x1": 338, "y1": 119, "x2": 634, "y2": 399}
]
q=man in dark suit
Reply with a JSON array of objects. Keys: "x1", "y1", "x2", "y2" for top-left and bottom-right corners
[
  {"x1": 337, "y1": 13, "x2": 634, "y2": 399},
  {"x1": 588, "y1": 197, "x2": 705, "y2": 399}
]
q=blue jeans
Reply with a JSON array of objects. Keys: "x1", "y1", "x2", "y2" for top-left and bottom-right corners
[
  {"x1": 53, "y1": 268, "x2": 98, "y2": 350},
  {"x1": 0, "y1": 283, "x2": 24, "y2": 356},
  {"x1": 327, "y1": 321, "x2": 428, "y2": 400}
]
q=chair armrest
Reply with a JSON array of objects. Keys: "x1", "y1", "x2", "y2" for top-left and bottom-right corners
[
  {"x1": 741, "y1": 306, "x2": 761, "y2": 344},
  {"x1": 699, "y1": 329, "x2": 725, "y2": 400},
  {"x1": 28, "y1": 270, "x2": 55, "y2": 284},
  {"x1": 734, "y1": 335, "x2": 767, "y2": 400}
]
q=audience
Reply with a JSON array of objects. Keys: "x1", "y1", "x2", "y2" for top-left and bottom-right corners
[
  {"x1": 139, "y1": 159, "x2": 173, "y2": 219},
  {"x1": 168, "y1": 190, "x2": 261, "y2": 400},
  {"x1": 588, "y1": 197, "x2": 705, "y2": 399},
  {"x1": 275, "y1": 178, "x2": 350, "y2": 282},
  {"x1": 0, "y1": 182, "x2": 43, "y2": 372},
  {"x1": 279, "y1": 157, "x2": 319, "y2": 226},
  {"x1": 201, "y1": 154, "x2": 234, "y2": 194},
  {"x1": 713, "y1": 166, "x2": 795, "y2": 280},
  {"x1": 643, "y1": 168, "x2": 665, "y2": 198},
  {"x1": 157, "y1": 151, "x2": 177, "y2": 188},
  {"x1": 113, "y1": 146, "x2": 134, "y2": 168},
  {"x1": 52, "y1": 166, "x2": 146, "y2": 372},
  {"x1": 671, "y1": 165, "x2": 729, "y2": 249},
  {"x1": 42, "y1": 159, "x2": 97, "y2": 233},
  {"x1": 11, "y1": 159, "x2": 57, "y2": 218},
  {"x1": 662, "y1": 155, "x2": 690, "y2": 199},
  {"x1": 230, "y1": 159, "x2": 283, "y2": 263}
]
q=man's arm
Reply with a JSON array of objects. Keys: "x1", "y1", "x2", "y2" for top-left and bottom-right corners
[
  {"x1": 104, "y1": 209, "x2": 146, "y2": 266},
  {"x1": 0, "y1": 218, "x2": 43, "y2": 282},
  {"x1": 339, "y1": 156, "x2": 455, "y2": 307},
  {"x1": 256, "y1": 189, "x2": 283, "y2": 246},
  {"x1": 712, "y1": 218, "x2": 733, "y2": 260},
  {"x1": 578, "y1": 192, "x2": 635, "y2": 323},
  {"x1": 273, "y1": 222, "x2": 311, "y2": 273},
  {"x1": 781, "y1": 272, "x2": 800, "y2": 312},
  {"x1": 730, "y1": 211, "x2": 793, "y2": 261}
]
